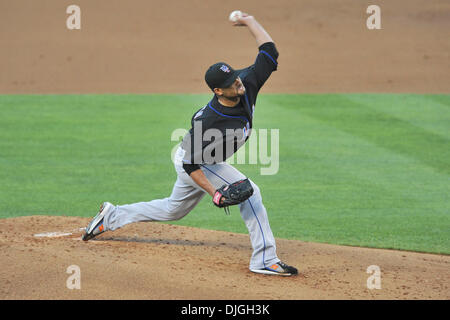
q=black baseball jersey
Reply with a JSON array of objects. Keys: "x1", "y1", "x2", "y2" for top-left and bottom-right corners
[{"x1": 181, "y1": 42, "x2": 279, "y2": 175}]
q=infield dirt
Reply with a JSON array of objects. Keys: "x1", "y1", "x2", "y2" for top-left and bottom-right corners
[
  {"x1": 1, "y1": 216, "x2": 449, "y2": 299},
  {"x1": 1, "y1": 0, "x2": 449, "y2": 94},
  {"x1": 0, "y1": 0, "x2": 449, "y2": 300}
]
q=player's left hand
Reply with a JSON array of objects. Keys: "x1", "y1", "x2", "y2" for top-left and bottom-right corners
[{"x1": 212, "y1": 178, "x2": 254, "y2": 208}]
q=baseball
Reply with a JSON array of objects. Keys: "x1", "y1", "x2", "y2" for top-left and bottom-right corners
[{"x1": 229, "y1": 10, "x2": 243, "y2": 22}]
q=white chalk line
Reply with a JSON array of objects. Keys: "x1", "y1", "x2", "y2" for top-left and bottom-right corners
[{"x1": 34, "y1": 227, "x2": 86, "y2": 238}]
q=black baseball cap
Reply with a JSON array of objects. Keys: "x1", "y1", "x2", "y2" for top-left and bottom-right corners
[{"x1": 204, "y1": 62, "x2": 240, "y2": 91}]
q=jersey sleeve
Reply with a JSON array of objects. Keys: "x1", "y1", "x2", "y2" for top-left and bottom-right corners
[
  {"x1": 242, "y1": 42, "x2": 279, "y2": 91},
  {"x1": 182, "y1": 163, "x2": 200, "y2": 175}
]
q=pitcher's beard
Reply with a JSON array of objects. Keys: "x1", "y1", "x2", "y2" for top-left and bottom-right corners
[
  {"x1": 223, "y1": 90, "x2": 245, "y2": 102},
  {"x1": 225, "y1": 95, "x2": 240, "y2": 102}
]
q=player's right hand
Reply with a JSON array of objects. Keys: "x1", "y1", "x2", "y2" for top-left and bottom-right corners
[{"x1": 232, "y1": 13, "x2": 254, "y2": 27}]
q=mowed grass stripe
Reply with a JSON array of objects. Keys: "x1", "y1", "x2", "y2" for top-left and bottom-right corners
[
  {"x1": 424, "y1": 94, "x2": 450, "y2": 107},
  {"x1": 272, "y1": 94, "x2": 449, "y2": 175},
  {"x1": 346, "y1": 94, "x2": 450, "y2": 141}
]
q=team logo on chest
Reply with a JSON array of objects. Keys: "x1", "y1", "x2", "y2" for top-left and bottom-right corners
[{"x1": 243, "y1": 122, "x2": 251, "y2": 138}]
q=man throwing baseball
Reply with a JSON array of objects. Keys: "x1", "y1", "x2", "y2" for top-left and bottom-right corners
[{"x1": 83, "y1": 12, "x2": 298, "y2": 276}]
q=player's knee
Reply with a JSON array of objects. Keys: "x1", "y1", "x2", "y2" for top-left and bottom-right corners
[
  {"x1": 239, "y1": 181, "x2": 264, "y2": 212},
  {"x1": 166, "y1": 200, "x2": 188, "y2": 220},
  {"x1": 247, "y1": 180, "x2": 262, "y2": 203},
  {"x1": 249, "y1": 180, "x2": 261, "y2": 196}
]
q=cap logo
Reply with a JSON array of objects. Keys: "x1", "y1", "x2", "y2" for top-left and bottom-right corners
[{"x1": 220, "y1": 65, "x2": 230, "y2": 73}]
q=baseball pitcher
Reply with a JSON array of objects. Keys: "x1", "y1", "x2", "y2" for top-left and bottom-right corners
[{"x1": 83, "y1": 12, "x2": 298, "y2": 276}]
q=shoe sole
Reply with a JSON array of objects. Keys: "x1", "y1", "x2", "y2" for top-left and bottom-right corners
[
  {"x1": 82, "y1": 202, "x2": 112, "y2": 241},
  {"x1": 250, "y1": 269, "x2": 296, "y2": 276}
]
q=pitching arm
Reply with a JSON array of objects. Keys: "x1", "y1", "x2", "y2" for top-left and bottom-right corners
[
  {"x1": 233, "y1": 14, "x2": 278, "y2": 90},
  {"x1": 233, "y1": 13, "x2": 273, "y2": 47}
]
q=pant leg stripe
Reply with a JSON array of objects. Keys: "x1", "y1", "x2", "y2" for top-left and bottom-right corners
[
  {"x1": 246, "y1": 198, "x2": 267, "y2": 268},
  {"x1": 199, "y1": 165, "x2": 267, "y2": 268}
]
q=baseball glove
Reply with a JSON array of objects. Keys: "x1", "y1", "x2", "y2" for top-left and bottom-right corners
[{"x1": 212, "y1": 178, "x2": 254, "y2": 214}]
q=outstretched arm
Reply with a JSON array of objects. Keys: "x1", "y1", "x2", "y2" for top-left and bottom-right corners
[
  {"x1": 233, "y1": 13, "x2": 273, "y2": 47},
  {"x1": 232, "y1": 13, "x2": 278, "y2": 89}
]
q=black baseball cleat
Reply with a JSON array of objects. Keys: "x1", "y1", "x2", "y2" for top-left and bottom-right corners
[
  {"x1": 82, "y1": 202, "x2": 114, "y2": 241},
  {"x1": 250, "y1": 261, "x2": 298, "y2": 276}
]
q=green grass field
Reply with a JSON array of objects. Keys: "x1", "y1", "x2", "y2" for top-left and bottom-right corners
[{"x1": 1, "y1": 94, "x2": 449, "y2": 254}]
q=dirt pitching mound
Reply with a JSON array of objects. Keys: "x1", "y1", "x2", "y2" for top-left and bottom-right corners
[{"x1": 0, "y1": 216, "x2": 448, "y2": 299}]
